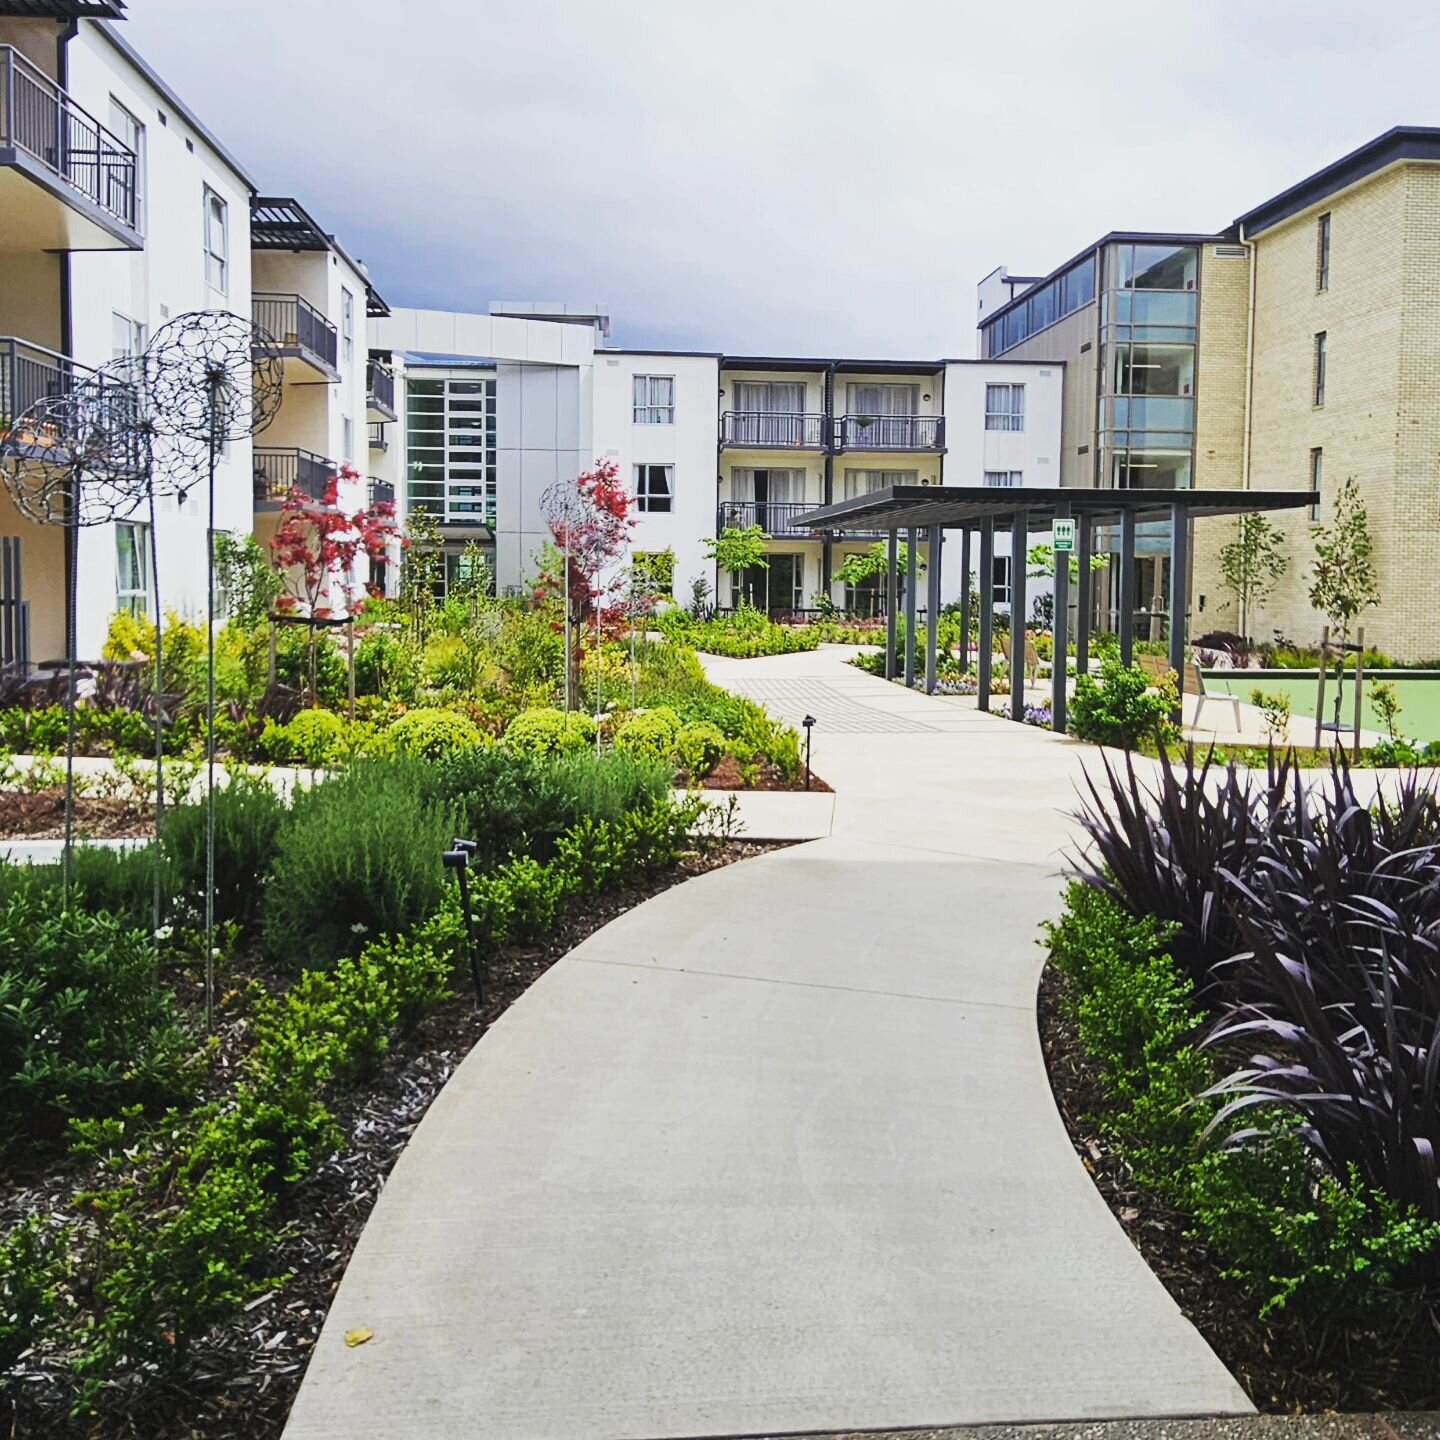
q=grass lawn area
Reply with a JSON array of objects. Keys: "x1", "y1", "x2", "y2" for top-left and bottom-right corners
[{"x1": 1206, "y1": 671, "x2": 1440, "y2": 739}]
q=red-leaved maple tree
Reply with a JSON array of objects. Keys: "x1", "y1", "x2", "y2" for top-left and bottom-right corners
[{"x1": 269, "y1": 463, "x2": 401, "y2": 619}]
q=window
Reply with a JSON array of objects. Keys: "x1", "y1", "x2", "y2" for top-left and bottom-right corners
[
  {"x1": 991, "y1": 555, "x2": 1012, "y2": 605},
  {"x1": 343, "y1": 415, "x2": 354, "y2": 463},
  {"x1": 405, "y1": 374, "x2": 498, "y2": 524},
  {"x1": 985, "y1": 383, "x2": 1025, "y2": 431},
  {"x1": 341, "y1": 288, "x2": 355, "y2": 364},
  {"x1": 632, "y1": 375, "x2": 674, "y2": 424},
  {"x1": 203, "y1": 186, "x2": 228, "y2": 293},
  {"x1": 1310, "y1": 447, "x2": 1323, "y2": 521},
  {"x1": 983, "y1": 471, "x2": 1022, "y2": 487},
  {"x1": 1313, "y1": 332, "x2": 1327, "y2": 406},
  {"x1": 1119, "y1": 243, "x2": 1197, "y2": 291},
  {"x1": 115, "y1": 522, "x2": 150, "y2": 618},
  {"x1": 1316, "y1": 213, "x2": 1331, "y2": 291},
  {"x1": 107, "y1": 96, "x2": 144, "y2": 229},
  {"x1": 731, "y1": 554, "x2": 803, "y2": 614},
  {"x1": 843, "y1": 468, "x2": 915, "y2": 498},
  {"x1": 111, "y1": 312, "x2": 146, "y2": 385},
  {"x1": 845, "y1": 382, "x2": 917, "y2": 415},
  {"x1": 635, "y1": 463, "x2": 673, "y2": 513}
]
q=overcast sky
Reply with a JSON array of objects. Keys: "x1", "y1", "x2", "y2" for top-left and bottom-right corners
[{"x1": 123, "y1": 0, "x2": 1440, "y2": 358}]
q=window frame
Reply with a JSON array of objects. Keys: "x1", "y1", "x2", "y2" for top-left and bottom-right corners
[
  {"x1": 983, "y1": 470, "x2": 1023, "y2": 488},
  {"x1": 1309, "y1": 447, "x2": 1323, "y2": 522},
  {"x1": 1316, "y1": 213, "x2": 1331, "y2": 292},
  {"x1": 984, "y1": 383, "x2": 1025, "y2": 432},
  {"x1": 1313, "y1": 331, "x2": 1327, "y2": 407},
  {"x1": 634, "y1": 462, "x2": 674, "y2": 513},
  {"x1": 991, "y1": 554, "x2": 1012, "y2": 605},
  {"x1": 632, "y1": 374, "x2": 675, "y2": 425},
  {"x1": 115, "y1": 521, "x2": 151, "y2": 618},
  {"x1": 341, "y1": 287, "x2": 355, "y2": 364},
  {"x1": 107, "y1": 95, "x2": 144, "y2": 232},
  {"x1": 203, "y1": 185, "x2": 229, "y2": 295}
]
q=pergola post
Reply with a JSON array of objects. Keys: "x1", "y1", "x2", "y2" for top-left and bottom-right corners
[
  {"x1": 904, "y1": 527, "x2": 918, "y2": 688},
  {"x1": 1052, "y1": 503, "x2": 1071, "y2": 734},
  {"x1": 1010, "y1": 510, "x2": 1028, "y2": 724},
  {"x1": 1168, "y1": 501, "x2": 1190, "y2": 726},
  {"x1": 978, "y1": 518, "x2": 994, "y2": 712},
  {"x1": 1118, "y1": 508, "x2": 1136, "y2": 668},
  {"x1": 925, "y1": 524, "x2": 942, "y2": 693},
  {"x1": 959, "y1": 527, "x2": 972, "y2": 673},
  {"x1": 1075, "y1": 513, "x2": 1092, "y2": 677},
  {"x1": 884, "y1": 529, "x2": 899, "y2": 681}
]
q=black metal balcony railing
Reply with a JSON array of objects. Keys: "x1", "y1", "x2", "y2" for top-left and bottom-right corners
[
  {"x1": 368, "y1": 420, "x2": 388, "y2": 451},
  {"x1": 252, "y1": 294, "x2": 338, "y2": 372},
  {"x1": 367, "y1": 358, "x2": 396, "y2": 414},
  {"x1": 720, "y1": 411, "x2": 826, "y2": 449},
  {"x1": 0, "y1": 47, "x2": 138, "y2": 230},
  {"x1": 253, "y1": 446, "x2": 335, "y2": 506},
  {"x1": 716, "y1": 500, "x2": 822, "y2": 539},
  {"x1": 368, "y1": 478, "x2": 394, "y2": 507},
  {"x1": 0, "y1": 336, "x2": 96, "y2": 429},
  {"x1": 832, "y1": 414, "x2": 945, "y2": 451}
]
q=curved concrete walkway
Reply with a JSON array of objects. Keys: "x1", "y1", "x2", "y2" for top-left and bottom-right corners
[{"x1": 282, "y1": 647, "x2": 1251, "y2": 1440}]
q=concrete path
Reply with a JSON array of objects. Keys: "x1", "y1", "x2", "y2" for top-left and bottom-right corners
[{"x1": 282, "y1": 646, "x2": 1252, "y2": 1440}]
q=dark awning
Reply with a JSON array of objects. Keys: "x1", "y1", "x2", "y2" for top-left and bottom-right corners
[{"x1": 794, "y1": 484, "x2": 1318, "y2": 534}]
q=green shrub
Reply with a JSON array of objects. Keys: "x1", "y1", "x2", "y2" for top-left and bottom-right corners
[
  {"x1": 0, "y1": 844, "x2": 167, "y2": 930},
  {"x1": 1045, "y1": 882, "x2": 1440, "y2": 1328},
  {"x1": 386, "y1": 706, "x2": 486, "y2": 760},
  {"x1": 504, "y1": 707, "x2": 596, "y2": 758},
  {"x1": 615, "y1": 706, "x2": 682, "y2": 763},
  {"x1": 0, "y1": 891, "x2": 196, "y2": 1149},
  {"x1": 675, "y1": 721, "x2": 726, "y2": 777},
  {"x1": 262, "y1": 762, "x2": 456, "y2": 968},
  {"x1": 160, "y1": 771, "x2": 287, "y2": 927},
  {"x1": 0, "y1": 1216, "x2": 66, "y2": 1374},
  {"x1": 279, "y1": 708, "x2": 348, "y2": 766},
  {"x1": 1070, "y1": 656, "x2": 1180, "y2": 748}
]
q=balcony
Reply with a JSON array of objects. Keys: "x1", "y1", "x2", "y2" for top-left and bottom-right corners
[
  {"x1": 254, "y1": 446, "x2": 336, "y2": 510},
  {"x1": 252, "y1": 293, "x2": 339, "y2": 380},
  {"x1": 0, "y1": 46, "x2": 140, "y2": 251},
  {"x1": 716, "y1": 500, "x2": 824, "y2": 540},
  {"x1": 368, "y1": 477, "x2": 394, "y2": 507},
  {"x1": 0, "y1": 336, "x2": 139, "y2": 461},
  {"x1": 366, "y1": 358, "x2": 396, "y2": 421},
  {"x1": 719, "y1": 411, "x2": 825, "y2": 450},
  {"x1": 368, "y1": 420, "x2": 388, "y2": 452},
  {"x1": 831, "y1": 414, "x2": 945, "y2": 452}
]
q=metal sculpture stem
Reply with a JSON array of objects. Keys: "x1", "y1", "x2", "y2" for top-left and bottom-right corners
[
  {"x1": 204, "y1": 381, "x2": 220, "y2": 1030},
  {"x1": 62, "y1": 520, "x2": 78, "y2": 893},
  {"x1": 148, "y1": 487, "x2": 164, "y2": 933}
]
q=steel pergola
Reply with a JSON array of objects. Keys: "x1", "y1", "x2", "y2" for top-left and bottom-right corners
[{"x1": 794, "y1": 485, "x2": 1318, "y2": 731}]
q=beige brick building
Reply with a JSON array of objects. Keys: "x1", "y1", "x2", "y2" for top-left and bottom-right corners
[{"x1": 978, "y1": 127, "x2": 1440, "y2": 662}]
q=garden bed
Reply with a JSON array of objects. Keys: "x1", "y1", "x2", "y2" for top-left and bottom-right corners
[
  {"x1": 1038, "y1": 963, "x2": 1440, "y2": 1413},
  {"x1": 1, "y1": 832, "x2": 783, "y2": 1439},
  {"x1": 0, "y1": 790, "x2": 150, "y2": 840}
]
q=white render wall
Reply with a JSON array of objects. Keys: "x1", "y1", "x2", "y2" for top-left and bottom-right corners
[
  {"x1": 943, "y1": 360, "x2": 1066, "y2": 614},
  {"x1": 592, "y1": 351, "x2": 719, "y2": 602},
  {"x1": 62, "y1": 24, "x2": 255, "y2": 657}
]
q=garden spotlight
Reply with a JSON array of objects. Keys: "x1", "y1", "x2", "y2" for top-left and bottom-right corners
[
  {"x1": 802, "y1": 714, "x2": 816, "y2": 791},
  {"x1": 442, "y1": 841, "x2": 484, "y2": 1006}
]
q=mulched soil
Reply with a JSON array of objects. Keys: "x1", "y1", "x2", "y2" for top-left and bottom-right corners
[
  {"x1": 1038, "y1": 962, "x2": 1440, "y2": 1415},
  {"x1": 701, "y1": 755, "x2": 832, "y2": 792},
  {"x1": 0, "y1": 790, "x2": 153, "y2": 840},
  {"x1": 1, "y1": 837, "x2": 784, "y2": 1440}
]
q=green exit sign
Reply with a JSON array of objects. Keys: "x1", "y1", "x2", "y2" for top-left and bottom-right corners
[{"x1": 1053, "y1": 519, "x2": 1076, "y2": 553}]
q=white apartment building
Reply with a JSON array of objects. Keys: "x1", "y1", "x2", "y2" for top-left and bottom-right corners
[
  {"x1": 372, "y1": 304, "x2": 1064, "y2": 613},
  {"x1": 1, "y1": 4, "x2": 255, "y2": 662}
]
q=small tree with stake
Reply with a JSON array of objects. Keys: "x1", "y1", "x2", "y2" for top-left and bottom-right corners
[
  {"x1": 1218, "y1": 513, "x2": 1289, "y2": 643},
  {"x1": 268, "y1": 463, "x2": 400, "y2": 701},
  {"x1": 1309, "y1": 475, "x2": 1380, "y2": 735}
]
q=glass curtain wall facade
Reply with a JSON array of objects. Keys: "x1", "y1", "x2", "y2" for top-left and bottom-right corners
[
  {"x1": 1100, "y1": 242, "x2": 1198, "y2": 490},
  {"x1": 405, "y1": 375, "x2": 499, "y2": 525}
]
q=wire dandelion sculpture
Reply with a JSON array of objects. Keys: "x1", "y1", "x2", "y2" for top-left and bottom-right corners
[
  {"x1": 1, "y1": 368, "x2": 153, "y2": 890},
  {"x1": 145, "y1": 311, "x2": 283, "y2": 1025}
]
